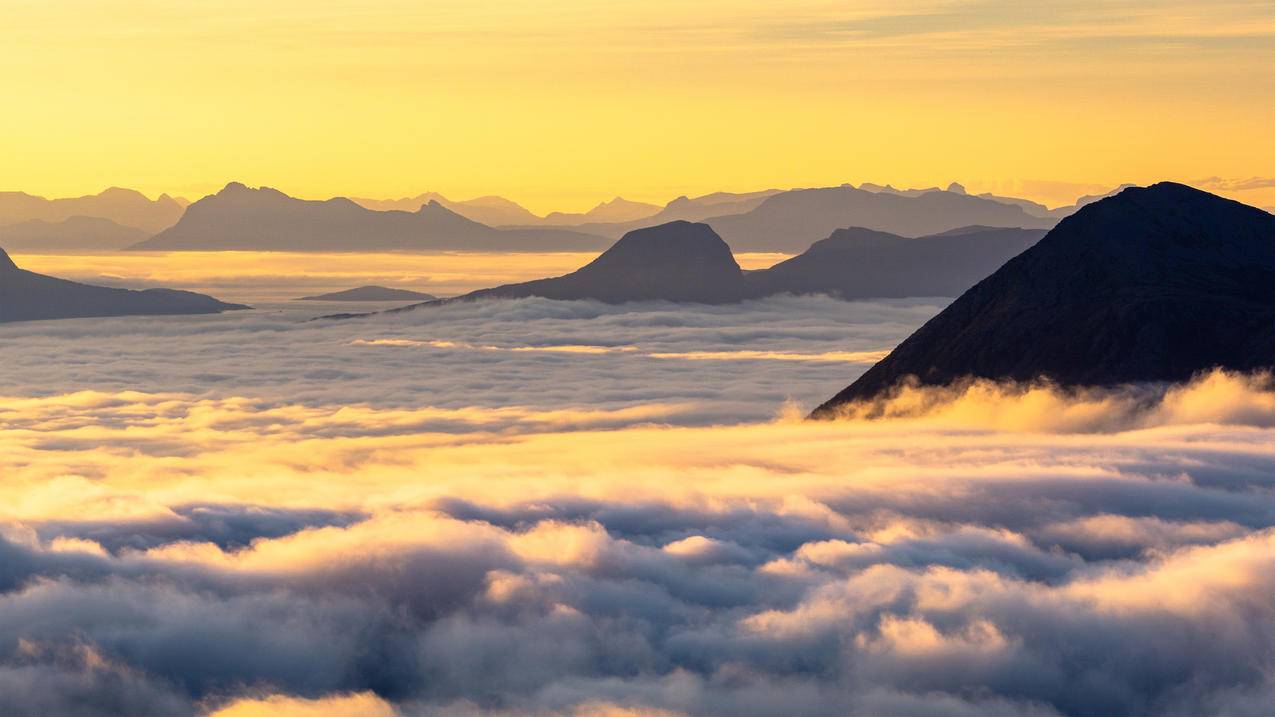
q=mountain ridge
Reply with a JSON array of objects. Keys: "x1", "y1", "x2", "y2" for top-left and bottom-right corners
[
  {"x1": 811, "y1": 182, "x2": 1275, "y2": 416},
  {"x1": 0, "y1": 246, "x2": 247, "y2": 323},
  {"x1": 130, "y1": 183, "x2": 610, "y2": 252}
]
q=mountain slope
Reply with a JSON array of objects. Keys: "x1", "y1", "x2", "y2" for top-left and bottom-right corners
[
  {"x1": 0, "y1": 247, "x2": 247, "y2": 323},
  {"x1": 130, "y1": 183, "x2": 608, "y2": 252},
  {"x1": 811, "y1": 183, "x2": 1275, "y2": 415},
  {"x1": 746, "y1": 226, "x2": 1046, "y2": 300}
]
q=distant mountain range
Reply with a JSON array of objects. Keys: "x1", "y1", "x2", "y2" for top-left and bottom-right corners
[
  {"x1": 131, "y1": 183, "x2": 611, "y2": 252},
  {"x1": 540, "y1": 197, "x2": 662, "y2": 225},
  {"x1": 0, "y1": 188, "x2": 186, "y2": 234},
  {"x1": 4, "y1": 181, "x2": 1144, "y2": 255},
  {"x1": 0, "y1": 246, "x2": 246, "y2": 323},
  {"x1": 297, "y1": 286, "x2": 438, "y2": 302},
  {"x1": 0, "y1": 216, "x2": 149, "y2": 253},
  {"x1": 811, "y1": 183, "x2": 1275, "y2": 415},
  {"x1": 349, "y1": 193, "x2": 541, "y2": 226},
  {"x1": 519, "y1": 190, "x2": 784, "y2": 237},
  {"x1": 703, "y1": 185, "x2": 1056, "y2": 253},
  {"x1": 375, "y1": 219, "x2": 1045, "y2": 311}
]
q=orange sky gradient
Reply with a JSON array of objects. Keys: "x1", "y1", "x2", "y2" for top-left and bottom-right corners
[{"x1": 2, "y1": 0, "x2": 1273, "y2": 213}]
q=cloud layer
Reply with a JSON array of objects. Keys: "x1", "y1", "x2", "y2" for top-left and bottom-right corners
[{"x1": 5, "y1": 300, "x2": 1275, "y2": 715}]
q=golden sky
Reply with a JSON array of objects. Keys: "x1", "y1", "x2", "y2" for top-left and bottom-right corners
[{"x1": 2, "y1": 0, "x2": 1273, "y2": 212}]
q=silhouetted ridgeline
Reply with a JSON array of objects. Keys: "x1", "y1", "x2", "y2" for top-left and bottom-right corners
[
  {"x1": 0, "y1": 246, "x2": 246, "y2": 323},
  {"x1": 297, "y1": 286, "x2": 438, "y2": 302},
  {"x1": 0, "y1": 187, "x2": 185, "y2": 234},
  {"x1": 705, "y1": 185, "x2": 1056, "y2": 253},
  {"x1": 812, "y1": 183, "x2": 1275, "y2": 416},
  {"x1": 377, "y1": 219, "x2": 1045, "y2": 312},
  {"x1": 745, "y1": 226, "x2": 1046, "y2": 300},
  {"x1": 440, "y1": 221, "x2": 749, "y2": 304},
  {"x1": 130, "y1": 183, "x2": 611, "y2": 252},
  {"x1": 0, "y1": 216, "x2": 149, "y2": 253}
]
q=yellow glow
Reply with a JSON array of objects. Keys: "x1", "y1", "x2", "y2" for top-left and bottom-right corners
[{"x1": 3, "y1": 1, "x2": 1273, "y2": 212}]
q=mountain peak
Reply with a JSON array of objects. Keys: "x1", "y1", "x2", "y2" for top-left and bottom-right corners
[
  {"x1": 0, "y1": 246, "x2": 16, "y2": 271},
  {"x1": 812, "y1": 183, "x2": 1275, "y2": 415},
  {"x1": 451, "y1": 221, "x2": 747, "y2": 304},
  {"x1": 947, "y1": 182, "x2": 967, "y2": 194}
]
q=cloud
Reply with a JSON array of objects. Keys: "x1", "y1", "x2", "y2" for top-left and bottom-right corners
[
  {"x1": 1195, "y1": 176, "x2": 1275, "y2": 193},
  {"x1": 8, "y1": 299, "x2": 1275, "y2": 714},
  {"x1": 0, "y1": 295, "x2": 935, "y2": 427}
]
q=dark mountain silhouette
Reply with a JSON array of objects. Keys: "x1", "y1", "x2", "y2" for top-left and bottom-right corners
[
  {"x1": 411, "y1": 221, "x2": 748, "y2": 305},
  {"x1": 297, "y1": 286, "x2": 438, "y2": 302},
  {"x1": 811, "y1": 183, "x2": 1275, "y2": 416},
  {"x1": 377, "y1": 220, "x2": 1038, "y2": 313},
  {"x1": 0, "y1": 188, "x2": 186, "y2": 233},
  {"x1": 746, "y1": 226, "x2": 1046, "y2": 300},
  {"x1": 705, "y1": 185, "x2": 1056, "y2": 253},
  {"x1": 0, "y1": 247, "x2": 247, "y2": 323},
  {"x1": 349, "y1": 193, "x2": 541, "y2": 226},
  {"x1": 130, "y1": 183, "x2": 609, "y2": 252},
  {"x1": 0, "y1": 216, "x2": 149, "y2": 253}
]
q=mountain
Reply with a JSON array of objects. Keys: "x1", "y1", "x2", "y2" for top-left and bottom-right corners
[
  {"x1": 0, "y1": 216, "x2": 149, "y2": 253},
  {"x1": 419, "y1": 221, "x2": 748, "y2": 305},
  {"x1": 518, "y1": 189, "x2": 784, "y2": 239},
  {"x1": 541, "y1": 197, "x2": 661, "y2": 225},
  {"x1": 0, "y1": 247, "x2": 247, "y2": 323},
  {"x1": 0, "y1": 188, "x2": 186, "y2": 233},
  {"x1": 745, "y1": 226, "x2": 1046, "y2": 300},
  {"x1": 811, "y1": 183, "x2": 1275, "y2": 415},
  {"x1": 349, "y1": 193, "x2": 541, "y2": 226},
  {"x1": 297, "y1": 286, "x2": 438, "y2": 302},
  {"x1": 705, "y1": 186, "x2": 1056, "y2": 253},
  {"x1": 130, "y1": 183, "x2": 609, "y2": 252},
  {"x1": 387, "y1": 220, "x2": 1037, "y2": 310}
]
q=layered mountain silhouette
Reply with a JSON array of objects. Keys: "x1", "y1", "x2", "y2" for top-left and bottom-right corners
[
  {"x1": 541, "y1": 197, "x2": 662, "y2": 225},
  {"x1": 130, "y1": 183, "x2": 609, "y2": 252},
  {"x1": 706, "y1": 185, "x2": 1056, "y2": 253},
  {"x1": 811, "y1": 183, "x2": 1275, "y2": 415},
  {"x1": 434, "y1": 221, "x2": 748, "y2": 304},
  {"x1": 349, "y1": 193, "x2": 541, "y2": 226},
  {"x1": 0, "y1": 216, "x2": 149, "y2": 253},
  {"x1": 297, "y1": 286, "x2": 438, "y2": 302},
  {"x1": 511, "y1": 189, "x2": 784, "y2": 239},
  {"x1": 745, "y1": 226, "x2": 1046, "y2": 300},
  {"x1": 0, "y1": 188, "x2": 186, "y2": 233},
  {"x1": 383, "y1": 219, "x2": 1041, "y2": 311},
  {"x1": 0, "y1": 247, "x2": 246, "y2": 323}
]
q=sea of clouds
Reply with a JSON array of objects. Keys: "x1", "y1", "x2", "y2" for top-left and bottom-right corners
[{"x1": 4, "y1": 297, "x2": 1275, "y2": 716}]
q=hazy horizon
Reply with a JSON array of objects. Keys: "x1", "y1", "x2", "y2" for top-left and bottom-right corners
[{"x1": 3, "y1": 176, "x2": 1273, "y2": 218}]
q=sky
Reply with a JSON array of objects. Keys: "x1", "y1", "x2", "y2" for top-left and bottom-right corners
[{"x1": 3, "y1": 0, "x2": 1274, "y2": 212}]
